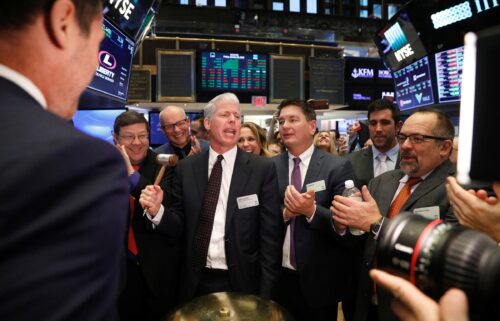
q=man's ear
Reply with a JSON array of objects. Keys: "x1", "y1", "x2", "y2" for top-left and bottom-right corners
[
  {"x1": 204, "y1": 117, "x2": 211, "y2": 132},
  {"x1": 47, "y1": 0, "x2": 76, "y2": 49}
]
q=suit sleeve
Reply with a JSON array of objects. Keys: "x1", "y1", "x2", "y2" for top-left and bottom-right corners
[{"x1": 258, "y1": 161, "x2": 285, "y2": 298}]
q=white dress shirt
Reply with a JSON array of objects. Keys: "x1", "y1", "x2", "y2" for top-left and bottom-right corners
[
  {"x1": 0, "y1": 64, "x2": 47, "y2": 109},
  {"x1": 282, "y1": 143, "x2": 315, "y2": 270},
  {"x1": 372, "y1": 144, "x2": 399, "y2": 176}
]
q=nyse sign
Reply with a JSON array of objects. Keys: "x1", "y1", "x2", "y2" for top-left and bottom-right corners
[
  {"x1": 395, "y1": 44, "x2": 415, "y2": 62},
  {"x1": 108, "y1": 0, "x2": 136, "y2": 20}
]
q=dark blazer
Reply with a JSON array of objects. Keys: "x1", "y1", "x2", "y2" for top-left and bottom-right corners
[
  {"x1": 158, "y1": 148, "x2": 284, "y2": 302},
  {"x1": 272, "y1": 148, "x2": 356, "y2": 307},
  {"x1": 127, "y1": 149, "x2": 180, "y2": 309},
  {"x1": 0, "y1": 77, "x2": 129, "y2": 321},
  {"x1": 153, "y1": 138, "x2": 209, "y2": 157},
  {"x1": 353, "y1": 160, "x2": 457, "y2": 321},
  {"x1": 347, "y1": 147, "x2": 401, "y2": 189}
]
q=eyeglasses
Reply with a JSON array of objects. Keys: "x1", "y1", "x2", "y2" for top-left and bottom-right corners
[
  {"x1": 397, "y1": 133, "x2": 449, "y2": 145},
  {"x1": 160, "y1": 118, "x2": 188, "y2": 131},
  {"x1": 118, "y1": 133, "x2": 149, "y2": 143}
]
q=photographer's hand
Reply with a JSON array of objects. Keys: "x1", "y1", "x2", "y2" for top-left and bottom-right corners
[
  {"x1": 446, "y1": 177, "x2": 500, "y2": 242},
  {"x1": 370, "y1": 269, "x2": 469, "y2": 321}
]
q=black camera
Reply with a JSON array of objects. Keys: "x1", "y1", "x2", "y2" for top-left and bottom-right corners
[{"x1": 377, "y1": 213, "x2": 500, "y2": 319}]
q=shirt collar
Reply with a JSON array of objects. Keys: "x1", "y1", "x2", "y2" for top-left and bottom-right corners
[
  {"x1": 209, "y1": 144, "x2": 238, "y2": 165},
  {"x1": 372, "y1": 144, "x2": 400, "y2": 161},
  {"x1": 288, "y1": 143, "x2": 315, "y2": 166},
  {"x1": 0, "y1": 64, "x2": 47, "y2": 109}
]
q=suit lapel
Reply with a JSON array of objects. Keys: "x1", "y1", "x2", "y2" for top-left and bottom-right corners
[
  {"x1": 302, "y1": 148, "x2": 324, "y2": 191},
  {"x1": 193, "y1": 150, "x2": 209, "y2": 201},
  {"x1": 276, "y1": 152, "x2": 290, "y2": 198},
  {"x1": 363, "y1": 148, "x2": 374, "y2": 179},
  {"x1": 225, "y1": 149, "x2": 251, "y2": 235}
]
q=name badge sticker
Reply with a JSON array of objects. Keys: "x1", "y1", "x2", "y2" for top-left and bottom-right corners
[
  {"x1": 413, "y1": 206, "x2": 440, "y2": 220},
  {"x1": 306, "y1": 180, "x2": 326, "y2": 193},
  {"x1": 237, "y1": 194, "x2": 259, "y2": 209}
]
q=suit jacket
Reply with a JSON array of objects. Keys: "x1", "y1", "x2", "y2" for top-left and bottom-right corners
[
  {"x1": 347, "y1": 147, "x2": 401, "y2": 189},
  {"x1": 353, "y1": 160, "x2": 457, "y2": 321},
  {"x1": 0, "y1": 77, "x2": 129, "y2": 321},
  {"x1": 153, "y1": 138, "x2": 209, "y2": 158},
  {"x1": 272, "y1": 148, "x2": 356, "y2": 307},
  {"x1": 158, "y1": 148, "x2": 284, "y2": 302},
  {"x1": 127, "y1": 149, "x2": 180, "y2": 305}
]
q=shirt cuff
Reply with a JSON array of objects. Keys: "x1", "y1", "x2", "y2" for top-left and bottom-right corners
[
  {"x1": 305, "y1": 205, "x2": 317, "y2": 223},
  {"x1": 146, "y1": 205, "x2": 165, "y2": 227}
]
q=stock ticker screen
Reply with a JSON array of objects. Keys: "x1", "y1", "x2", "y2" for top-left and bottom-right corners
[
  {"x1": 393, "y1": 56, "x2": 435, "y2": 111},
  {"x1": 87, "y1": 18, "x2": 135, "y2": 102},
  {"x1": 435, "y1": 46, "x2": 463, "y2": 103},
  {"x1": 199, "y1": 51, "x2": 268, "y2": 93}
]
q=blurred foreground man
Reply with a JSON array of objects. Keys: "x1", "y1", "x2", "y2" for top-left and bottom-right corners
[{"x1": 0, "y1": 1, "x2": 129, "y2": 321}]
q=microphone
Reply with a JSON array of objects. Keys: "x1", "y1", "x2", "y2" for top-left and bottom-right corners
[{"x1": 143, "y1": 154, "x2": 179, "y2": 216}]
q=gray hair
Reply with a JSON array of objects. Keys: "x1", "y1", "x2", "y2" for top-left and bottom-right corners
[{"x1": 204, "y1": 92, "x2": 240, "y2": 119}]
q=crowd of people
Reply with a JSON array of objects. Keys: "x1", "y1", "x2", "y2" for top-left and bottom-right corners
[{"x1": 2, "y1": 2, "x2": 500, "y2": 321}]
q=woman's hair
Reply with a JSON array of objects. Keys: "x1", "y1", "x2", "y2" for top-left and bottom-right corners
[
  {"x1": 241, "y1": 122, "x2": 273, "y2": 158},
  {"x1": 313, "y1": 130, "x2": 338, "y2": 155}
]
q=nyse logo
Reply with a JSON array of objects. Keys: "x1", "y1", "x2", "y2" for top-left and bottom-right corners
[
  {"x1": 351, "y1": 68, "x2": 374, "y2": 79},
  {"x1": 394, "y1": 44, "x2": 415, "y2": 62},
  {"x1": 99, "y1": 51, "x2": 117, "y2": 70},
  {"x1": 108, "y1": 0, "x2": 136, "y2": 20}
]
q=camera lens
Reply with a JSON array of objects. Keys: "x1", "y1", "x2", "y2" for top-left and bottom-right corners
[{"x1": 377, "y1": 213, "x2": 500, "y2": 318}]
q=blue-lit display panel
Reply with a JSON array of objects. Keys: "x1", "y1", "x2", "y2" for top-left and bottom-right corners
[
  {"x1": 149, "y1": 111, "x2": 167, "y2": 146},
  {"x1": 393, "y1": 56, "x2": 434, "y2": 111},
  {"x1": 435, "y1": 46, "x2": 464, "y2": 103},
  {"x1": 87, "y1": 18, "x2": 135, "y2": 102},
  {"x1": 199, "y1": 51, "x2": 268, "y2": 93},
  {"x1": 72, "y1": 109, "x2": 126, "y2": 143}
]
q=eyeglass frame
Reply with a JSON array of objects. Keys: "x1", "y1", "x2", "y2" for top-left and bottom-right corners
[
  {"x1": 397, "y1": 133, "x2": 450, "y2": 145},
  {"x1": 117, "y1": 133, "x2": 149, "y2": 143},
  {"x1": 160, "y1": 118, "x2": 189, "y2": 131}
]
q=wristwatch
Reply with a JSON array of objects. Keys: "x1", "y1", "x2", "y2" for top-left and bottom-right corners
[{"x1": 370, "y1": 216, "x2": 385, "y2": 238}]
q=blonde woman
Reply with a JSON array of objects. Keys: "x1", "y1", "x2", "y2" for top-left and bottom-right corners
[
  {"x1": 238, "y1": 122, "x2": 274, "y2": 157},
  {"x1": 313, "y1": 130, "x2": 339, "y2": 155}
]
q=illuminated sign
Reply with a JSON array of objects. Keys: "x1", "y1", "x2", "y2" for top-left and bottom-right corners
[
  {"x1": 378, "y1": 69, "x2": 392, "y2": 79},
  {"x1": 384, "y1": 22, "x2": 408, "y2": 52},
  {"x1": 435, "y1": 46, "x2": 464, "y2": 103},
  {"x1": 351, "y1": 68, "x2": 374, "y2": 79},
  {"x1": 394, "y1": 44, "x2": 415, "y2": 62},
  {"x1": 431, "y1": 0, "x2": 499, "y2": 29},
  {"x1": 107, "y1": 0, "x2": 137, "y2": 20}
]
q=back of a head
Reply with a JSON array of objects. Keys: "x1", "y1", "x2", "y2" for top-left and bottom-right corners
[{"x1": 0, "y1": 1, "x2": 102, "y2": 35}]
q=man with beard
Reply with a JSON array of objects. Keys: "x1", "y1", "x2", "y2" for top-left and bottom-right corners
[
  {"x1": 331, "y1": 108, "x2": 457, "y2": 321},
  {"x1": 347, "y1": 99, "x2": 402, "y2": 188}
]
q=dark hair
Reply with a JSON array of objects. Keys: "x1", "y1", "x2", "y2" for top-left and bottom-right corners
[
  {"x1": 367, "y1": 98, "x2": 401, "y2": 124},
  {"x1": 0, "y1": 0, "x2": 102, "y2": 35},
  {"x1": 113, "y1": 111, "x2": 149, "y2": 135},
  {"x1": 192, "y1": 116, "x2": 207, "y2": 134},
  {"x1": 415, "y1": 108, "x2": 455, "y2": 140},
  {"x1": 276, "y1": 99, "x2": 316, "y2": 121}
]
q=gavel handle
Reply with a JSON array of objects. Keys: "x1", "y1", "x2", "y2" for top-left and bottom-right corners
[{"x1": 154, "y1": 165, "x2": 166, "y2": 185}]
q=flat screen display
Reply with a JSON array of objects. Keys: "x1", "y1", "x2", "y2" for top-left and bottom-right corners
[
  {"x1": 435, "y1": 46, "x2": 464, "y2": 103},
  {"x1": 345, "y1": 85, "x2": 375, "y2": 107},
  {"x1": 72, "y1": 109, "x2": 126, "y2": 143},
  {"x1": 103, "y1": 0, "x2": 156, "y2": 40},
  {"x1": 87, "y1": 18, "x2": 135, "y2": 102},
  {"x1": 199, "y1": 51, "x2": 268, "y2": 93},
  {"x1": 393, "y1": 56, "x2": 434, "y2": 111},
  {"x1": 374, "y1": 9, "x2": 428, "y2": 71}
]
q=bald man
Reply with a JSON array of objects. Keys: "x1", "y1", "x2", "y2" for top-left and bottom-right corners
[{"x1": 154, "y1": 105, "x2": 209, "y2": 160}]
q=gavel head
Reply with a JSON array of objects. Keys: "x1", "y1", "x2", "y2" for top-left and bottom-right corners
[{"x1": 156, "y1": 154, "x2": 179, "y2": 167}]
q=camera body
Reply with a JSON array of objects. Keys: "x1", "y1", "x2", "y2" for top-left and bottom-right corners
[{"x1": 377, "y1": 213, "x2": 500, "y2": 319}]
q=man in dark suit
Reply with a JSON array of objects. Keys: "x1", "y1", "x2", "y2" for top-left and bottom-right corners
[
  {"x1": 272, "y1": 100, "x2": 356, "y2": 321},
  {"x1": 332, "y1": 108, "x2": 457, "y2": 321},
  {"x1": 347, "y1": 99, "x2": 402, "y2": 188},
  {"x1": 113, "y1": 111, "x2": 180, "y2": 321},
  {"x1": 140, "y1": 93, "x2": 283, "y2": 303},
  {"x1": 154, "y1": 105, "x2": 209, "y2": 159},
  {"x1": 0, "y1": 1, "x2": 129, "y2": 320}
]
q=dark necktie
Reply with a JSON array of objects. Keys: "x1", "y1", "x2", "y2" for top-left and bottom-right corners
[
  {"x1": 128, "y1": 165, "x2": 141, "y2": 256},
  {"x1": 193, "y1": 154, "x2": 224, "y2": 268},
  {"x1": 387, "y1": 177, "x2": 422, "y2": 219},
  {"x1": 289, "y1": 157, "x2": 301, "y2": 269}
]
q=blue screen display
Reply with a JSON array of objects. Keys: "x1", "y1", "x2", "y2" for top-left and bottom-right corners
[
  {"x1": 393, "y1": 56, "x2": 434, "y2": 111},
  {"x1": 87, "y1": 18, "x2": 135, "y2": 102},
  {"x1": 72, "y1": 109, "x2": 126, "y2": 143}
]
